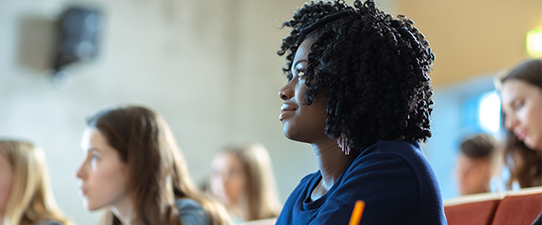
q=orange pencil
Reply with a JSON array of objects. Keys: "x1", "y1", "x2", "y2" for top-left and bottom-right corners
[{"x1": 348, "y1": 200, "x2": 365, "y2": 225}]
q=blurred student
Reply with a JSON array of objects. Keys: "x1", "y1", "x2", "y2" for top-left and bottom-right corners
[
  {"x1": 76, "y1": 106, "x2": 231, "y2": 225},
  {"x1": 0, "y1": 140, "x2": 72, "y2": 225},
  {"x1": 454, "y1": 134, "x2": 498, "y2": 195},
  {"x1": 498, "y1": 59, "x2": 542, "y2": 189},
  {"x1": 209, "y1": 143, "x2": 281, "y2": 223}
]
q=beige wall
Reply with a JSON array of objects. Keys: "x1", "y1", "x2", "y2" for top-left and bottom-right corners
[
  {"x1": 397, "y1": 0, "x2": 542, "y2": 87},
  {"x1": 6, "y1": 0, "x2": 527, "y2": 223},
  {"x1": 0, "y1": 0, "x2": 311, "y2": 223}
]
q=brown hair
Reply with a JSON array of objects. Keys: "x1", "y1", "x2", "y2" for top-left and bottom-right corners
[
  {"x1": 460, "y1": 134, "x2": 498, "y2": 159},
  {"x1": 88, "y1": 106, "x2": 231, "y2": 225},
  {"x1": 0, "y1": 140, "x2": 72, "y2": 225},
  {"x1": 219, "y1": 143, "x2": 281, "y2": 221},
  {"x1": 499, "y1": 59, "x2": 542, "y2": 189}
]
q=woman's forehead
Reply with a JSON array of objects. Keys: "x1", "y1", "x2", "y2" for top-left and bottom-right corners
[
  {"x1": 292, "y1": 39, "x2": 316, "y2": 65},
  {"x1": 502, "y1": 79, "x2": 538, "y2": 102}
]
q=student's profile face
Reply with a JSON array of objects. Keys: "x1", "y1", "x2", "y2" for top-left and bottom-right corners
[
  {"x1": 501, "y1": 79, "x2": 542, "y2": 151},
  {"x1": 210, "y1": 153, "x2": 246, "y2": 206},
  {"x1": 76, "y1": 127, "x2": 130, "y2": 211},
  {"x1": 454, "y1": 153, "x2": 490, "y2": 195},
  {"x1": 0, "y1": 151, "x2": 13, "y2": 212},
  {"x1": 278, "y1": 38, "x2": 328, "y2": 143}
]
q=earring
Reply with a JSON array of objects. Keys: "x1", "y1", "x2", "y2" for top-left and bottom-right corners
[{"x1": 336, "y1": 134, "x2": 351, "y2": 155}]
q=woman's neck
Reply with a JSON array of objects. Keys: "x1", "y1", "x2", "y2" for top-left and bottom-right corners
[
  {"x1": 311, "y1": 137, "x2": 354, "y2": 199},
  {"x1": 111, "y1": 198, "x2": 134, "y2": 225},
  {"x1": 230, "y1": 196, "x2": 249, "y2": 221}
]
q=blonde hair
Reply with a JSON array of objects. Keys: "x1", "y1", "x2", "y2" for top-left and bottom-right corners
[
  {"x1": 220, "y1": 143, "x2": 281, "y2": 221},
  {"x1": 0, "y1": 140, "x2": 72, "y2": 225}
]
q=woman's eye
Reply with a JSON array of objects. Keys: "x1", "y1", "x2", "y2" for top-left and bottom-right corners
[
  {"x1": 513, "y1": 100, "x2": 524, "y2": 110},
  {"x1": 298, "y1": 70, "x2": 306, "y2": 78},
  {"x1": 91, "y1": 154, "x2": 99, "y2": 161}
]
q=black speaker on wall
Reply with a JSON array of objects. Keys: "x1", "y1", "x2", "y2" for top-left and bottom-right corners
[{"x1": 53, "y1": 6, "x2": 102, "y2": 74}]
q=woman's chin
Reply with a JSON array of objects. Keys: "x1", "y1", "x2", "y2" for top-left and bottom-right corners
[
  {"x1": 283, "y1": 128, "x2": 304, "y2": 142},
  {"x1": 83, "y1": 200, "x2": 103, "y2": 211},
  {"x1": 524, "y1": 137, "x2": 542, "y2": 151}
]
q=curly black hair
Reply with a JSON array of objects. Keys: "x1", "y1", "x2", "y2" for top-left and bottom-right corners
[{"x1": 278, "y1": 0, "x2": 435, "y2": 152}]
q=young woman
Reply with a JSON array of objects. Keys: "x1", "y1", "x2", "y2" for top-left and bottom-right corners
[
  {"x1": 275, "y1": 0, "x2": 445, "y2": 224},
  {"x1": 498, "y1": 58, "x2": 541, "y2": 189},
  {"x1": 209, "y1": 143, "x2": 281, "y2": 223},
  {"x1": 0, "y1": 140, "x2": 72, "y2": 225},
  {"x1": 76, "y1": 106, "x2": 231, "y2": 225}
]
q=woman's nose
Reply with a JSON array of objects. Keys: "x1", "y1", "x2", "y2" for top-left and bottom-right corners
[
  {"x1": 279, "y1": 83, "x2": 294, "y2": 100},
  {"x1": 504, "y1": 113, "x2": 519, "y2": 130},
  {"x1": 76, "y1": 163, "x2": 86, "y2": 179}
]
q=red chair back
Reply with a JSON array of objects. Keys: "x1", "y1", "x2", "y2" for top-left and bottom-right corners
[
  {"x1": 445, "y1": 199, "x2": 501, "y2": 225},
  {"x1": 491, "y1": 191, "x2": 542, "y2": 225}
]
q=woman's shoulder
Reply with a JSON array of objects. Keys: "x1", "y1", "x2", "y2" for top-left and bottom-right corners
[
  {"x1": 357, "y1": 140, "x2": 427, "y2": 166},
  {"x1": 175, "y1": 198, "x2": 211, "y2": 225},
  {"x1": 372, "y1": 140, "x2": 421, "y2": 153},
  {"x1": 176, "y1": 198, "x2": 203, "y2": 209},
  {"x1": 331, "y1": 140, "x2": 445, "y2": 224},
  {"x1": 345, "y1": 139, "x2": 437, "y2": 188},
  {"x1": 33, "y1": 221, "x2": 63, "y2": 225}
]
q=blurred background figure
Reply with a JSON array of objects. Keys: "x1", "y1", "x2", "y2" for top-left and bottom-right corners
[
  {"x1": 498, "y1": 58, "x2": 542, "y2": 189},
  {"x1": 76, "y1": 106, "x2": 231, "y2": 225},
  {"x1": 0, "y1": 140, "x2": 72, "y2": 225},
  {"x1": 454, "y1": 134, "x2": 498, "y2": 195},
  {"x1": 209, "y1": 143, "x2": 281, "y2": 223}
]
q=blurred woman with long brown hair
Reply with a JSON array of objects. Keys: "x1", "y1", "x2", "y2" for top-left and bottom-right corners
[
  {"x1": 498, "y1": 59, "x2": 542, "y2": 189},
  {"x1": 76, "y1": 105, "x2": 231, "y2": 225}
]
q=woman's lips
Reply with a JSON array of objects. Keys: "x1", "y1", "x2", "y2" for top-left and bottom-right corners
[
  {"x1": 79, "y1": 188, "x2": 87, "y2": 196},
  {"x1": 516, "y1": 130, "x2": 526, "y2": 141},
  {"x1": 279, "y1": 105, "x2": 296, "y2": 120}
]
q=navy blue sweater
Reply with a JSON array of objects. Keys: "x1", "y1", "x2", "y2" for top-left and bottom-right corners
[{"x1": 276, "y1": 140, "x2": 447, "y2": 225}]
